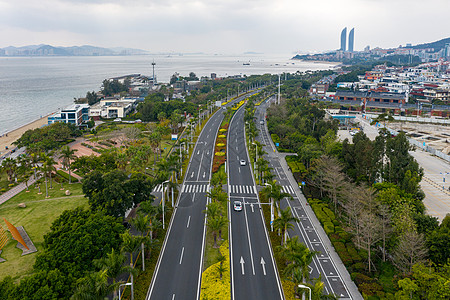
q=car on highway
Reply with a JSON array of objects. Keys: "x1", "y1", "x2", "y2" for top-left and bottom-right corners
[
  {"x1": 240, "y1": 159, "x2": 246, "y2": 166},
  {"x1": 233, "y1": 201, "x2": 242, "y2": 211}
]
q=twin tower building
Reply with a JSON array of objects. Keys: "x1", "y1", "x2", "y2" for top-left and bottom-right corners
[{"x1": 340, "y1": 27, "x2": 355, "y2": 52}]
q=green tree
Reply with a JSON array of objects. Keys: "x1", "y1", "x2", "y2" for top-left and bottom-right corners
[
  {"x1": 34, "y1": 208, "x2": 124, "y2": 279},
  {"x1": 94, "y1": 248, "x2": 132, "y2": 299},
  {"x1": 71, "y1": 270, "x2": 116, "y2": 300},
  {"x1": 1, "y1": 157, "x2": 17, "y2": 183},
  {"x1": 59, "y1": 146, "x2": 78, "y2": 184},
  {"x1": 208, "y1": 215, "x2": 227, "y2": 248},
  {"x1": 273, "y1": 207, "x2": 299, "y2": 245}
]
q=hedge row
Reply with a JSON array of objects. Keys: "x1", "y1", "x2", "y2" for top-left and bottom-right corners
[{"x1": 200, "y1": 241, "x2": 230, "y2": 300}]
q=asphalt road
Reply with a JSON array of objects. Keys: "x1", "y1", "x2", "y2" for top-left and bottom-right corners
[
  {"x1": 227, "y1": 104, "x2": 284, "y2": 300},
  {"x1": 146, "y1": 92, "x2": 259, "y2": 300},
  {"x1": 255, "y1": 99, "x2": 359, "y2": 299}
]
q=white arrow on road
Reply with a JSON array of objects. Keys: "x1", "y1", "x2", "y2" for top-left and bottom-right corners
[
  {"x1": 202, "y1": 172, "x2": 206, "y2": 178},
  {"x1": 207, "y1": 150, "x2": 209, "y2": 155},
  {"x1": 260, "y1": 257, "x2": 266, "y2": 276},
  {"x1": 191, "y1": 172, "x2": 194, "y2": 178},
  {"x1": 197, "y1": 150, "x2": 200, "y2": 155},
  {"x1": 250, "y1": 203, "x2": 254, "y2": 212},
  {"x1": 240, "y1": 257, "x2": 245, "y2": 275}
]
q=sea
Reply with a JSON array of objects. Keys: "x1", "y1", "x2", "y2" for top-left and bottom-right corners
[{"x1": 0, "y1": 54, "x2": 336, "y2": 134}]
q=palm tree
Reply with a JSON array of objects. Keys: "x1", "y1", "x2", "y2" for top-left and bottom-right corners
[
  {"x1": 71, "y1": 269, "x2": 117, "y2": 300},
  {"x1": 1, "y1": 157, "x2": 17, "y2": 183},
  {"x1": 210, "y1": 170, "x2": 227, "y2": 189},
  {"x1": 280, "y1": 237, "x2": 317, "y2": 285},
  {"x1": 59, "y1": 146, "x2": 78, "y2": 184},
  {"x1": 121, "y1": 231, "x2": 142, "y2": 300},
  {"x1": 130, "y1": 212, "x2": 151, "y2": 271},
  {"x1": 203, "y1": 202, "x2": 223, "y2": 219},
  {"x1": 93, "y1": 248, "x2": 132, "y2": 299},
  {"x1": 41, "y1": 154, "x2": 56, "y2": 198},
  {"x1": 208, "y1": 215, "x2": 227, "y2": 248},
  {"x1": 216, "y1": 263, "x2": 226, "y2": 280},
  {"x1": 115, "y1": 151, "x2": 128, "y2": 171},
  {"x1": 273, "y1": 207, "x2": 299, "y2": 245},
  {"x1": 17, "y1": 155, "x2": 32, "y2": 191}
]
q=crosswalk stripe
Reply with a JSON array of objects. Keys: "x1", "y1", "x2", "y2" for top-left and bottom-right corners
[
  {"x1": 253, "y1": 186, "x2": 257, "y2": 194},
  {"x1": 289, "y1": 186, "x2": 295, "y2": 194},
  {"x1": 181, "y1": 185, "x2": 185, "y2": 193}
]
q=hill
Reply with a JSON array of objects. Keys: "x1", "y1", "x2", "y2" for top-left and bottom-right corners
[
  {"x1": 0, "y1": 44, "x2": 149, "y2": 56},
  {"x1": 411, "y1": 37, "x2": 450, "y2": 50}
]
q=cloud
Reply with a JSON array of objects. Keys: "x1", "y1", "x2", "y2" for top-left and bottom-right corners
[{"x1": 0, "y1": 0, "x2": 448, "y2": 54}]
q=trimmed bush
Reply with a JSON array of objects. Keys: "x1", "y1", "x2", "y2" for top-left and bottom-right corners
[
  {"x1": 352, "y1": 262, "x2": 366, "y2": 272},
  {"x1": 216, "y1": 143, "x2": 225, "y2": 147},
  {"x1": 346, "y1": 243, "x2": 362, "y2": 262},
  {"x1": 323, "y1": 221, "x2": 335, "y2": 235},
  {"x1": 215, "y1": 152, "x2": 225, "y2": 157},
  {"x1": 323, "y1": 207, "x2": 336, "y2": 220},
  {"x1": 334, "y1": 241, "x2": 353, "y2": 266},
  {"x1": 218, "y1": 134, "x2": 226, "y2": 138}
]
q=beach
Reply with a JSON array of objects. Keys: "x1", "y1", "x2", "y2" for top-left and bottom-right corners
[{"x1": 0, "y1": 116, "x2": 49, "y2": 156}]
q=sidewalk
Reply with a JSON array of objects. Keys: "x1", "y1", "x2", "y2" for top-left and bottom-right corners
[
  {"x1": 257, "y1": 103, "x2": 362, "y2": 299},
  {"x1": 0, "y1": 177, "x2": 37, "y2": 206}
]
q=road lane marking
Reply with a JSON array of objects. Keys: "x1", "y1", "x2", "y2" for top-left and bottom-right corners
[
  {"x1": 179, "y1": 247, "x2": 184, "y2": 264},
  {"x1": 240, "y1": 256, "x2": 245, "y2": 275},
  {"x1": 187, "y1": 216, "x2": 191, "y2": 228},
  {"x1": 172, "y1": 294, "x2": 175, "y2": 300},
  {"x1": 191, "y1": 172, "x2": 194, "y2": 178},
  {"x1": 260, "y1": 257, "x2": 266, "y2": 275},
  {"x1": 243, "y1": 199, "x2": 256, "y2": 275}
]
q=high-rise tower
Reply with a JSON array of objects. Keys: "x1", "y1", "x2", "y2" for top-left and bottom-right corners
[
  {"x1": 340, "y1": 27, "x2": 347, "y2": 51},
  {"x1": 348, "y1": 28, "x2": 355, "y2": 52}
]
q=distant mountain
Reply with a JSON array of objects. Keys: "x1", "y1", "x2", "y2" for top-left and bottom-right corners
[
  {"x1": 411, "y1": 37, "x2": 450, "y2": 50},
  {"x1": 0, "y1": 44, "x2": 149, "y2": 56}
]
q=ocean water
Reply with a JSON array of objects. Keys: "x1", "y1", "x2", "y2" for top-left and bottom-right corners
[{"x1": 0, "y1": 54, "x2": 335, "y2": 134}]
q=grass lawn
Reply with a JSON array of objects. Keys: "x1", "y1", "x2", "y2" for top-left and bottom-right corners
[{"x1": 0, "y1": 182, "x2": 88, "y2": 281}]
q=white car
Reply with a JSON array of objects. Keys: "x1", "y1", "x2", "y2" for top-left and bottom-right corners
[
  {"x1": 240, "y1": 160, "x2": 246, "y2": 166},
  {"x1": 233, "y1": 201, "x2": 243, "y2": 211}
]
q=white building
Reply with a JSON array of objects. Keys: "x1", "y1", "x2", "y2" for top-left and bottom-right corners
[{"x1": 89, "y1": 98, "x2": 137, "y2": 120}]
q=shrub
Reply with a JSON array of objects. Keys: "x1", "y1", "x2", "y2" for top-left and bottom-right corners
[
  {"x1": 323, "y1": 221, "x2": 334, "y2": 235},
  {"x1": 216, "y1": 143, "x2": 225, "y2": 147},
  {"x1": 215, "y1": 152, "x2": 225, "y2": 157},
  {"x1": 352, "y1": 262, "x2": 366, "y2": 272},
  {"x1": 346, "y1": 243, "x2": 362, "y2": 262},
  {"x1": 323, "y1": 207, "x2": 336, "y2": 220},
  {"x1": 334, "y1": 241, "x2": 353, "y2": 266},
  {"x1": 218, "y1": 134, "x2": 226, "y2": 138}
]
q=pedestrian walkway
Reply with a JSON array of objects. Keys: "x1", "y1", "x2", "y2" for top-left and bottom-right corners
[
  {"x1": 0, "y1": 177, "x2": 36, "y2": 206},
  {"x1": 228, "y1": 184, "x2": 257, "y2": 194}
]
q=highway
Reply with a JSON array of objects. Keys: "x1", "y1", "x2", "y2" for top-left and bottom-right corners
[
  {"x1": 227, "y1": 104, "x2": 284, "y2": 300},
  {"x1": 254, "y1": 99, "x2": 361, "y2": 299},
  {"x1": 146, "y1": 93, "x2": 255, "y2": 300},
  {"x1": 146, "y1": 106, "x2": 223, "y2": 300}
]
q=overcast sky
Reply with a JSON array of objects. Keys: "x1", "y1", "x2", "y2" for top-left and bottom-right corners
[{"x1": 0, "y1": 0, "x2": 448, "y2": 55}]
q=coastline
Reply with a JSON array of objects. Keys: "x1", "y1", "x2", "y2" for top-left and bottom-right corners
[{"x1": 0, "y1": 115, "x2": 51, "y2": 156}]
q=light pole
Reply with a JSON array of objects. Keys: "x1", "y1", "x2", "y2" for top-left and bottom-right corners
[
  {"x1": 297, "y1": 284, "x2": 311, "y2": 300},
  {"x1": 119, "y1": 282, "x2": 132, "y2": 300},
  {"x1": 179, "y1": 141, "x2": 185, "y2": 179},
  {"x1": 252, "y1": 142, "x2": 258, "y2": 180},
  {"x1": 162, "y1": 180, "x2": 170, "y2": 229},
  {"x1": 264, "y1": 183, "x2": 274, "y2": 231}
]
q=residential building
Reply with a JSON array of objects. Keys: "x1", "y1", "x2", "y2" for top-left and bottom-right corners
[
  {"x1": 48, "y1": 104, "x2": 90, "y2": 126},
  {"x1": 89, "y1": 98, "x2": 137, "y2": 120}
]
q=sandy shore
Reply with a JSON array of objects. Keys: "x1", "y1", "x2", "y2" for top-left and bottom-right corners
[{"x1": 0, "y1": 116, "x2": 50, "y2": 156}]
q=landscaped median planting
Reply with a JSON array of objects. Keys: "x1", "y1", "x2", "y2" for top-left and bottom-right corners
[
  {"x1": 200, "y1": 241, "x2": 230, "y2": 300},
  {"x1": 212, "y1": 123, "x2": 228, "y2": 173}
]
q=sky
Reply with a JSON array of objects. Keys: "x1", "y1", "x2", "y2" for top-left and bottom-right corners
[{"x1": 0, "y1": 0, "x2": 449, "y2": 55}]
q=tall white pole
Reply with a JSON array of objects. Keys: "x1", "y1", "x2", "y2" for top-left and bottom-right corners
[{"x1": 278, "y1": 74, "x2": 281, "y2": 104}]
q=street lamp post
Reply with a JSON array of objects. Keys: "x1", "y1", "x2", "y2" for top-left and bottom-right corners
[
  {"x1": 264, "y1": 183, "x2": 274, "y2": 231},
  {"x1": 119, "y1": 282, "x2": 132, "y2": 300},
  {"x1": 161, "y1": 180, "x2": 170, "y2": 229},
  {"x1": 179, "y1": 142, "x2": 185, "y2": 180},
  {"x1": 297, "y1": 284, "x2": 311, "y2": 300},
  {"x1": 252, "y1": 142, "x2": 258, "y2": 181}
]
